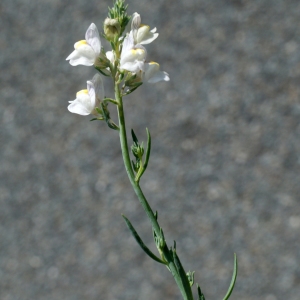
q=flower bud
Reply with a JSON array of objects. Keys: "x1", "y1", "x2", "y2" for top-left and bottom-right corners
[{"x1": 104, "y1": 18, "x2": 121, "y2": 41}]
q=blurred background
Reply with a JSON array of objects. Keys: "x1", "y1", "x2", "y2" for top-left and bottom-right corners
[{"x1": 1, "y1": 0, "x2": 300, "y2": 299}]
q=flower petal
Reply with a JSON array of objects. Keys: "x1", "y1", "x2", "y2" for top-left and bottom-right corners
[
  {"x1": 136, "y1": 25, "x2": 159, "y2": 45},
  {"x1": 66, "y1": 42, "x2": 96, "y2": 66},
  {"x1": 66, "y1": 50, "x2": 79, "y2": 61},
  {"x1": 87, "y1": 81, "x2": 96, "y2": 107},
  {"x1": 68, "y1": 102, "x2": 90, "y2": 115},
  {"x1": 68, "y1": 89, "x2": 95, "y2": 115},
  {"x1": 144, "y1": 62, "x2": 170, "y2": 83},
  {"x1": 121, "y1": 61, "x2": 145, "y2": 73},
  {"x1": 68, "y1": 100, "x2": 91, "y2": 115},
  {"x1": 131, "y1": 12, "x2": 141, "y2": 31},
  {"x1": 122, "y1": 33, "x2": 135, "y2": 55},
  {"x1": 121, "y1": 46, "x2": 146, "y2": 66},
  {"x1": 139, "y1": 32, "x2": 159, "y2": 45},
  {"x1": 131, "y1": 12, "x2": 141, "y2": 43},
  {"x1": 147, "y1": 71, "x2": 170, "y2": 83},
  {"x1": 66, "y1": 54, "x2": 93, "y2": 66},
  {"x1": 85, "y1": 23, "x2": 101, "y2": 55},
  {"x1": 87, "y1": 74, "x2": 104, "y2": 105}
]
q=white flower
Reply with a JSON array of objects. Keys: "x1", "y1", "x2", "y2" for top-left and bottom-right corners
[
  {"x1": 68, "y1": 74, "x2": 104, "y2": 116},
  {"x1": 131, "y1": 12, "x2": 159, "y2": 45},
  {"x1": 120, "y1": 33, "x2": 147, "y2": 73},
  {"x1": 143, "y1": 62, "x2": 170, "y2": 83},
  {"x1": 66, "y1": 23, "x2": 101, "y2": 66}
]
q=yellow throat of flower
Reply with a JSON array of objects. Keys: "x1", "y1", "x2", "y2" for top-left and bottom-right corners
[
  {"x1": 76, "y1": 89, "x2": 89, "y2": 97},
  {"x1": 75, "y1": 40, "x2": 88, "y2": 49}
]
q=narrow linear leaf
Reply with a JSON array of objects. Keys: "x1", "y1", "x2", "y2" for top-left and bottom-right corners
[
  {"x1": 144, "y1": 128, "x2": 151, "y2": 170},
  {"x1": 107, "y1": 119, "x2": 119, "y2": 130},
  {"x1": 222, "y1": 253, "x2": 238, "y2": 300},
  {"x1": 197, "y1": 284, "x2": 206, "y2": 300},
  {"x1": 95, "y1": 67, "x2": 111, "y2": 77},
  {"x1": 136, "y1": 128, "x2": 152, "y2": 181},
  {"x1": 103, "y1": 98, "x2": 118, "y2": 105},
  {"x1": 122, "y1": 214, "x2": 167, "y2": 265},
  {"x1": 172, "y1": 249, "x2": 194, "y2": 300}
]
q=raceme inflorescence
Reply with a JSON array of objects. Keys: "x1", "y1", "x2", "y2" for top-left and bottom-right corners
[{"x1": 66, "y1": 1, "x2": 237, "y2": 299}]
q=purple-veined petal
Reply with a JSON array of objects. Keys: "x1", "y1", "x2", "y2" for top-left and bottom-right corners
[
  {"x1": 92, "y1": 74, "x2": 105, "y2": 101},
  {"x1": 85, "y1": 23, "x2": 101, "y2": 55},
  {"x1": 131, "y1": 12, "x2": 141, "y2": 43},
  {"x1": 87, "y1": 81, "x2": 96, "y2": 108}
]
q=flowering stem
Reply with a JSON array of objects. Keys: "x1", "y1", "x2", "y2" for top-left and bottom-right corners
[{"x1": 115, "y1": 82, "x2": 194, "y2": 300}]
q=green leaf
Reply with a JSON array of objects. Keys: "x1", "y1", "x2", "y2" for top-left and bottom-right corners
[
  {"x1": 107, "y1": 119, "x2": 119, "y2": 130},
  {"x1": 103, "y1": 98, "x2": 118, "y2": 105},
  {"x1": 95, "y1": 66, "x2": 111, "y2": 77},
  {"x1": 95, "y1": 107, "x2": 103, "y2": 115},
  {"x1": 136, "y1": 128, "x2": 151, "y2": 181},
  {"x1": 131, "y1": 129, "x2": 139, "y2": 145},
  {"x1": 222, "y1": 253, "x2": 238, "y2": 300},
  {"x1": 172, "y1": 249, "x2": 194, "y2": 300},
  {"x1": 122, "y1": 214, "x2": 167, "y2": 265},
  {"x1": 90, "y1": 118, "x2": 101, "y2": 122},
  {"x1": 144, "y1": 128, "x2": 151, "y2": 170},
  {"x1": 197, "y1": 284, "x2": 206, "y2": 300}
]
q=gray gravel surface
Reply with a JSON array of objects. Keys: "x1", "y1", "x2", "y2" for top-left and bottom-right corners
[{"x1": 1, "y1": 0, "x2": 300, "y2": 299}]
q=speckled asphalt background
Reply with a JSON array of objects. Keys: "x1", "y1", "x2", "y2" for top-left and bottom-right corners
[{"x1": 1, "y1": 0, "x2": 300, "y2": 299}]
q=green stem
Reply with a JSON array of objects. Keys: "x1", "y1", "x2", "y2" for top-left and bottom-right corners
[{"x1": 114, "y1": 82, "x2": 194, "y2": 300}]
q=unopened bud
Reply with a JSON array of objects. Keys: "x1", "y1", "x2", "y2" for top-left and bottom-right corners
[{"x1": 104, "y1": 18, "x2": 121, "y2": 41}]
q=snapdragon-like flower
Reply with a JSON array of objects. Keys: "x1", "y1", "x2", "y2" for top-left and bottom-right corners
[
  {"x1": 66, "y1": 23, "x2": 101, "y2": 66},
  {"x1": 143, "y1": 62, "x2": 170, "y2": 83},
  {"x1": 120, "y1": 33, "x2": 146, "y2": 73},
  {"x1": 68, "y1": 74, "x2": 104, "y2": 116},
  {"x1": 131, "y1": 12, "x2": 159, "y2": 45}
]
